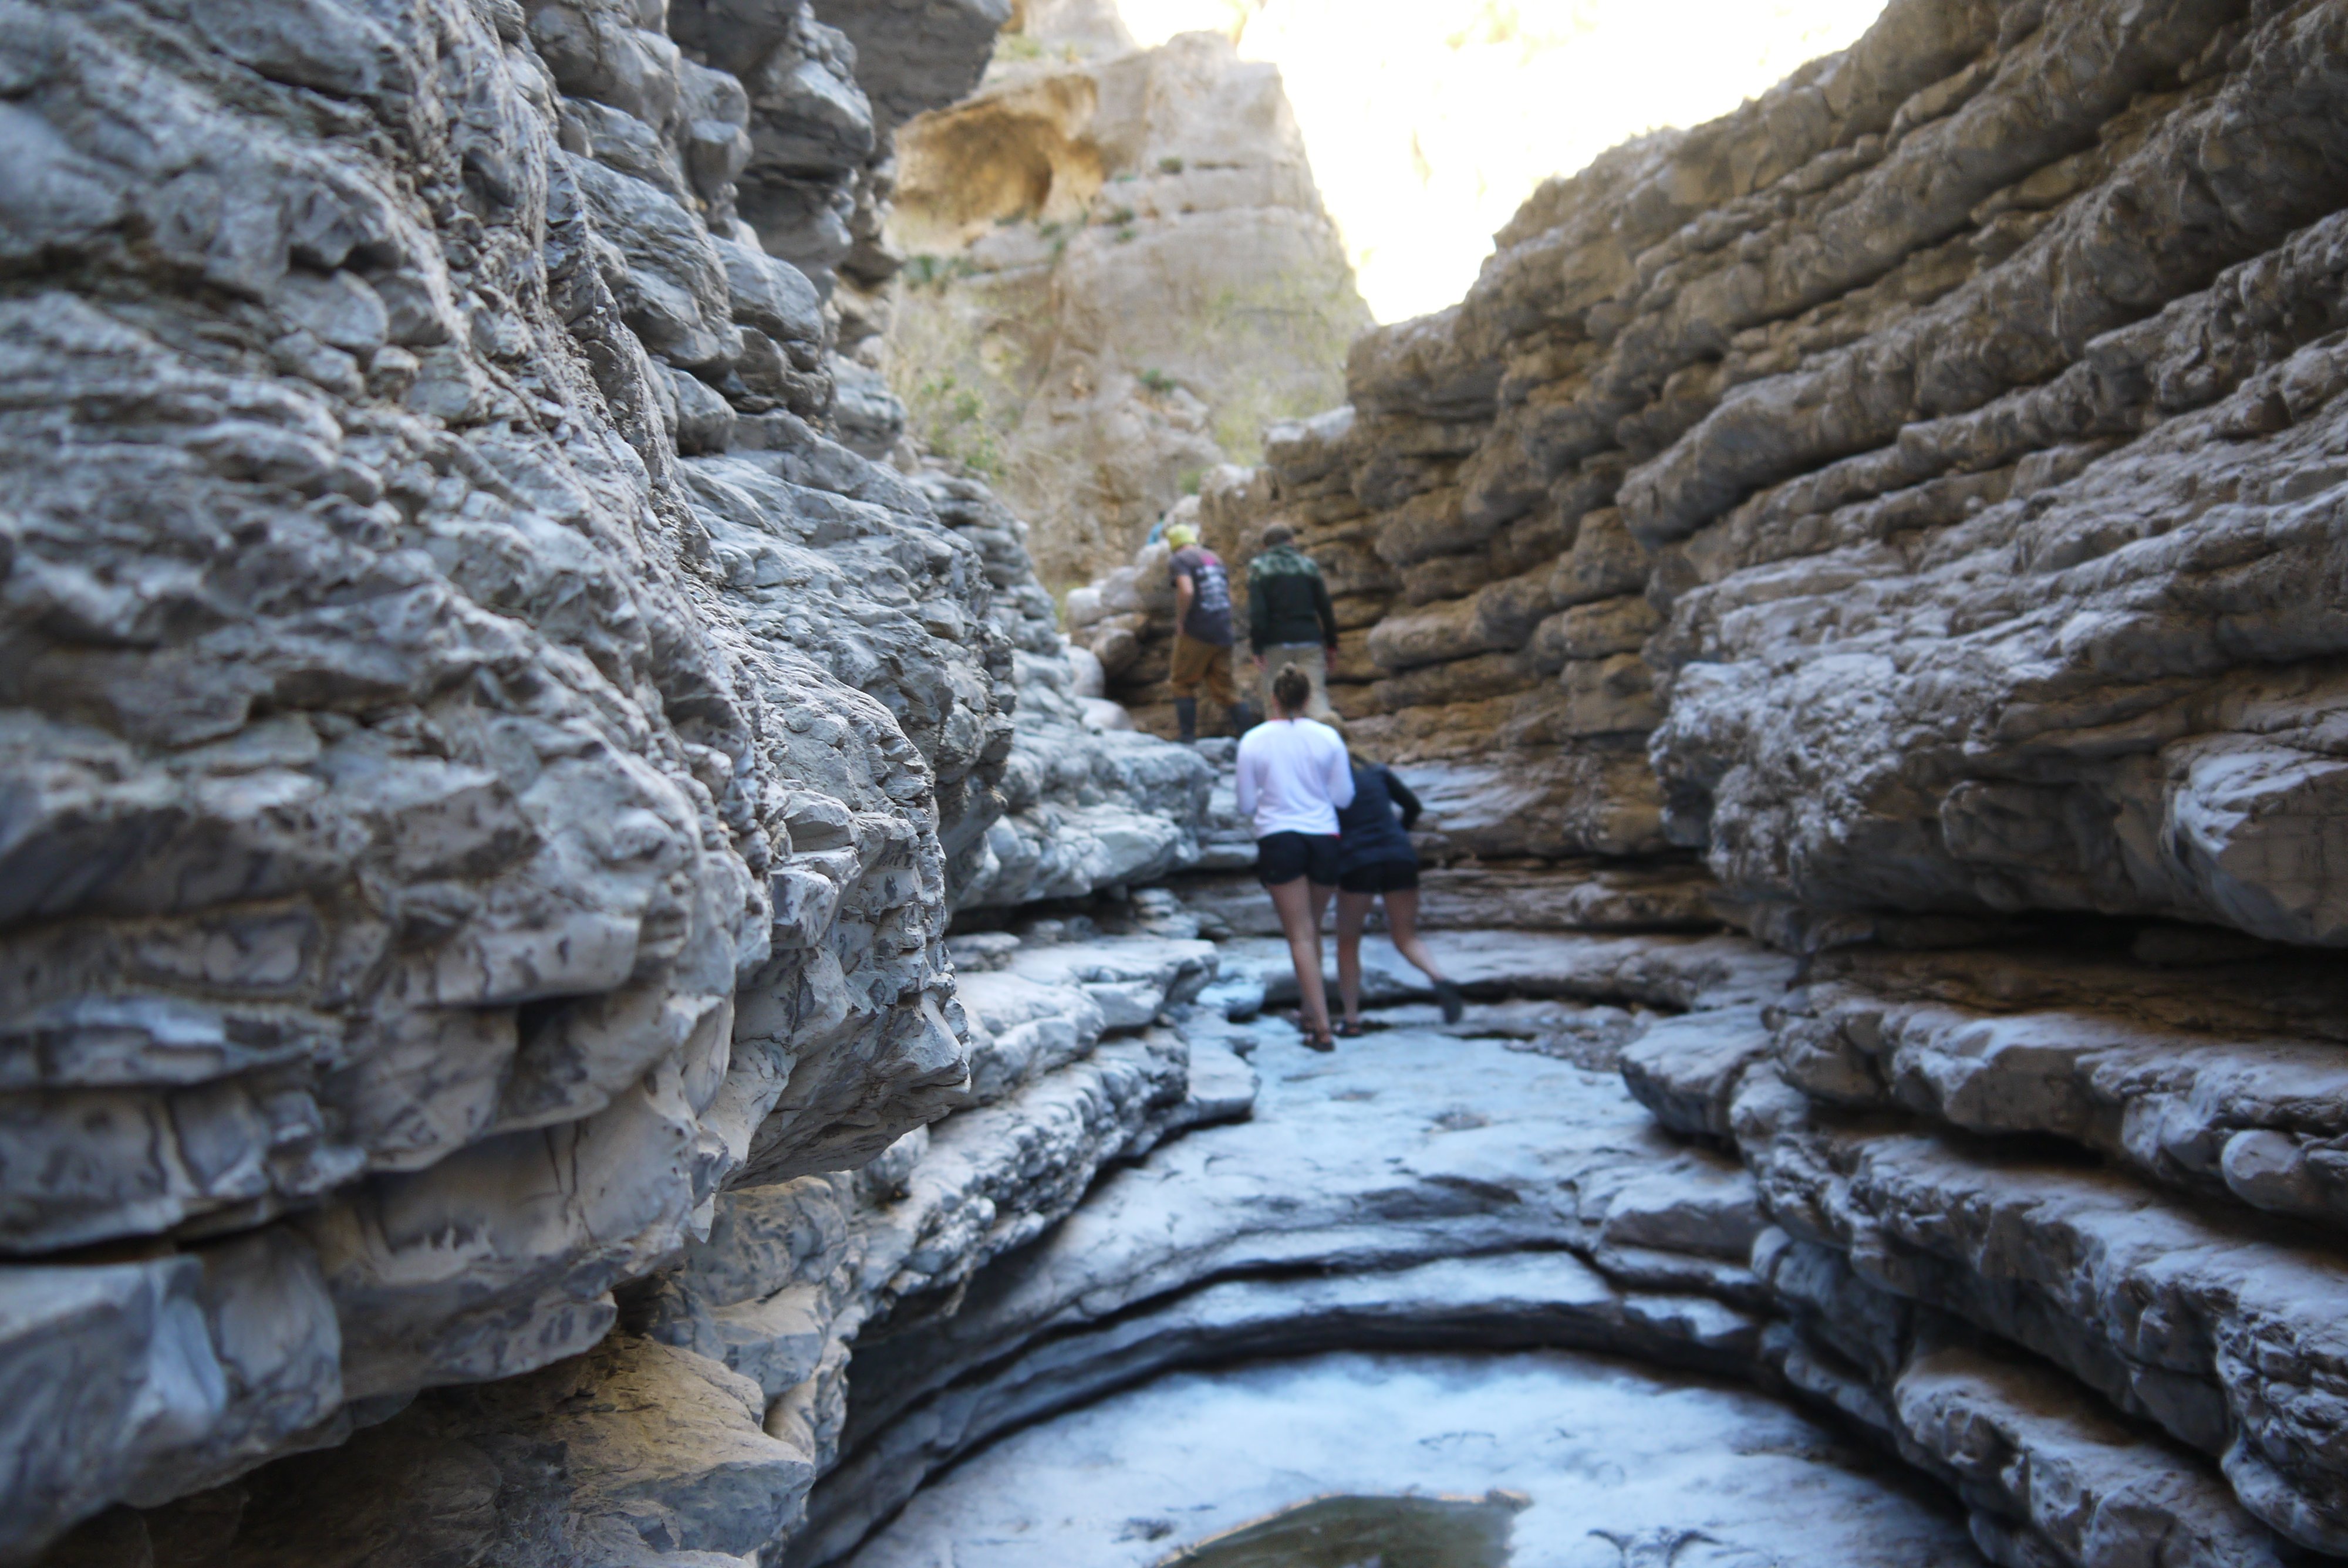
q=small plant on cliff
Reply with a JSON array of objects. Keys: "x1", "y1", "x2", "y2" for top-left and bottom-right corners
[
  {"x1": 909, "y1": 373, "x2": 1004, "y2": 477},
  {"x1": 1157, "y1": 156, "x2": 1185, "y2": 174},
  {"x1": 1101, "y1": 205, "x2": 1136, "y2": 227},
  {"x1": 902, "y1": 254, "x2": 977, "y2": 289},
  {"x1": 1138, "y1": 367, "x2": 1179, "y2": 396}
]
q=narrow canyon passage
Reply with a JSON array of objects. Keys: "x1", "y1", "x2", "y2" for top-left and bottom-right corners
[
  {"x1": 814, "y1": 957, "x2": 1982, "y2": 1568},
  {"x1": 11, "y1": 0, "x2": 2348, "y2": 1566}
]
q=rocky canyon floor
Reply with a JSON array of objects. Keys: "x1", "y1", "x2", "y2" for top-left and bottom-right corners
[
  {"x1": 835, "y1": 973, "x2": 1982, "y2": 1568},
  {"x1": 848, "y1": 1348, "x2": 1973, "y2": 1568}
]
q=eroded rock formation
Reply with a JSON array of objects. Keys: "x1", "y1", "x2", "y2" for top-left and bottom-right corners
[
  {"x1": 880, "y1": 0, "x2": 1369, "y2": 591},
  {"x1": 0, "y1": 1, "x2": 1206, "y2": 1560},
  {"x1": 1169, "y1": 0, "x2": 2348, "y2": 1559},
  {"x1": 18, "y1": 0, "x2": 2348, "y2": 1565}
]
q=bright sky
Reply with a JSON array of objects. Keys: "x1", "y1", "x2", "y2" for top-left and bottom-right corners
[{"x1": 1113, "y1": 0, "x2": 1890, "y2": 322}]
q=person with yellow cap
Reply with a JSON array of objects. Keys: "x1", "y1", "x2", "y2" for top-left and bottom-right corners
[{"x1": 1165, "y1": 519, "x2": 1249, "y2": 741}]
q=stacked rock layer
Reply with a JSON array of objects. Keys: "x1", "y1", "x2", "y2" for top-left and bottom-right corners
[
  {"x1": 1185, "y1": 0, "x2": 2348, "y2": 1560},
  {"x1": 19, "y1": 1, "x2": 2348, "y2": 1567},
  {"x1": 0, "y1": 1, "x2": 1209, "y2": 1562}
]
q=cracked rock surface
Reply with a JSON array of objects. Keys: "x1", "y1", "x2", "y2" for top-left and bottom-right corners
[{"x1": 0, "y1": 1, "x2": 1202, "y2": 1559}]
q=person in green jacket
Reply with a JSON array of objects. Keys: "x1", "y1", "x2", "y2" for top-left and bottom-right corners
[{"x1": 1246, "y1": 523, "x2": 1339, "y2": 722}]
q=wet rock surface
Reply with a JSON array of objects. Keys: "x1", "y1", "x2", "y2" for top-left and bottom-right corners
[
  {"x1": 790, "y1": 923, "x2": 2327, "y2": 1568},
  {"x1": 842, "y1": 1349, "x2": 1979, "y2": 1568}
]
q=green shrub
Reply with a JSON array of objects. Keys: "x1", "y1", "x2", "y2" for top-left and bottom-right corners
[
  {"x1": 907, "y1": 371, "x2": 1005, "y2": 476},
  {"x1": 902, "y1": 254, "x2": 979, "y2": 289}
]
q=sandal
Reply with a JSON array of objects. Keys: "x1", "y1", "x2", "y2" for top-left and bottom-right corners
[
  {"x1": 1304, "y1": 1029, "x2": 1337, "y2": 1052},
  {"x1": 1331, "y1": 1019, "x2": 1366, "y2": 1038}
]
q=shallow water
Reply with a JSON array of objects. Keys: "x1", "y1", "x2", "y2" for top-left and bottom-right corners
[
  {"x1": 842, "y1": 1349, "x2": 1982, "y2": 1568},
  {"x1": 1157, "y1": 1492, "x2": 1517, "y2": 1568}
]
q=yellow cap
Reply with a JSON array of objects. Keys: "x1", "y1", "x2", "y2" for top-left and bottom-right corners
[{"x1": 1165, "y1": 522, "x2": 1199, "y2": 548}]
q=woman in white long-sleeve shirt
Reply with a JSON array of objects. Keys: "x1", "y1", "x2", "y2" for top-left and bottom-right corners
[{"x1": 1235, "y1": 664, "x2": 1354, "y2": 1049}]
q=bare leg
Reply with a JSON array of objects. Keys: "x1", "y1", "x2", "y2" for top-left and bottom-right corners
[
  {"x1": 1384, "y1": 888, "x2": 1462, "y2": 1022},
  {"x1": 1383, "y1": 890, "x2": 1449, "y2": 983},
  {"x1": 1310, "y1": 878, "x2": 1337, "y2": 1013},
  {"x1": 1269, "y1": 878, "x2": 1332, "y2": 1043},
  {"x1": 1335, "y1": 890, "x2": 1376, "y2": 1024}
]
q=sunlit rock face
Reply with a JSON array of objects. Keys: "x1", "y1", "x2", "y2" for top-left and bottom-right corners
[
  {"x1": 1228, "y1": 0, "x2": 2348, "y2": 915},
  {"x1": 0, "y1": 1, "x2": 1209, "y2": 1560},
  {"x1": 1186, "y1": 0, "x2": 2348, "y2": 1559},
  {"x1": 880, "y1": 0, "x2": 1370, "y2": 593}
]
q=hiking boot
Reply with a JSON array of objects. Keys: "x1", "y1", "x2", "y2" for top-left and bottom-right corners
[
  {"x1": 1433, "y1": 979, "x2": 1465, "y2": 1025},
  {"x1": 1174, "y1": 697, "x2": 1198, "y2": 744},
  {"x1": 1228, "y1": 701, "x2": 1259, "y2": 736}
]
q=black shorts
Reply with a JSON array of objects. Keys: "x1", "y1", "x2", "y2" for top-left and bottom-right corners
[
  {"x1": 1338, "y1": 858, "x2": 1419, "y2": 895},
  {"x1": 1256, "y1": 832, "x2": 1341, "y2": 887}
]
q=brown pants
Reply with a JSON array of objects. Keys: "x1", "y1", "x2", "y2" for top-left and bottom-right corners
[
  {"x1": 1257, "y1": 641, "x2": 1336, "y2": 722},
  {"x1": 1170, "y1": 633, "x2": 1237, "y2": 705}
]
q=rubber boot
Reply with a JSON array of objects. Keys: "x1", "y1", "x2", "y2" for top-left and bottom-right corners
[
  {"x1": 1229, "y1": 701, "x2": 1259, "y2": 736},
  {"x1": 1175, "y1": 697, "x2": 1198, "y2": 744}
]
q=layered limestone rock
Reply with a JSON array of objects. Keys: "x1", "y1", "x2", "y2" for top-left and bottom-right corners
[
  {"x1": 0, "y1": 1, "x2": 1215, "y2": 1560},
  {"x1": 791, "y1": 931, "x2": 1807, "y2": 1566},
  {"x1": 23, "y1": 0, "x2": 2348, "y2": 1564},
  {"x1": 45, "y1": 930, "x2": 1226, "y2": 1567},
  {"x1": 1165, "y1": 0, "x2": 2348, "y2": 1560},
  {"x1": 920, "y1": 471, "x2": 1211, "y2": 907},
  {"x1": 880, "y1": 0, "x2": 1369, "y2": 592}
]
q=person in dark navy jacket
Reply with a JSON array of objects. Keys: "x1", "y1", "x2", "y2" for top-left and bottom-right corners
[{"x1": 1331, "y1": 748, "x2": 1462, "y2": 1034}]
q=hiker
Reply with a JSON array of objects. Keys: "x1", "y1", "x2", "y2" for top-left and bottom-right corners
[
  {"x1": 1246, "y1": 523, "x2": 1339, "y2": 724},
  {"x1": 1164, "y1": 521, "x2": 1248, "y2": 741},
  {"x1": 1332, "y1": 745, "x2": 1463, "y2": 1034},
  {"x1": 1235, "y1": 664, "x2": 1352, "y2": 1050}
]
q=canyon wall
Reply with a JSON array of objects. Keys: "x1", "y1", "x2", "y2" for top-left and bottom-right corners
[
  {"x1": 879, "y1": 0, "x2": 1369, "y2": 592},
  {"x1": 0, "y1": 1, "x2": 1217, "y2": 1560},
  {"x1": 1183, "y1": 0, "x2": 2348, "y2": 1558},
  {"x1": 19, "y1": 0, "x2": 2348, "y2": 1565}
]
